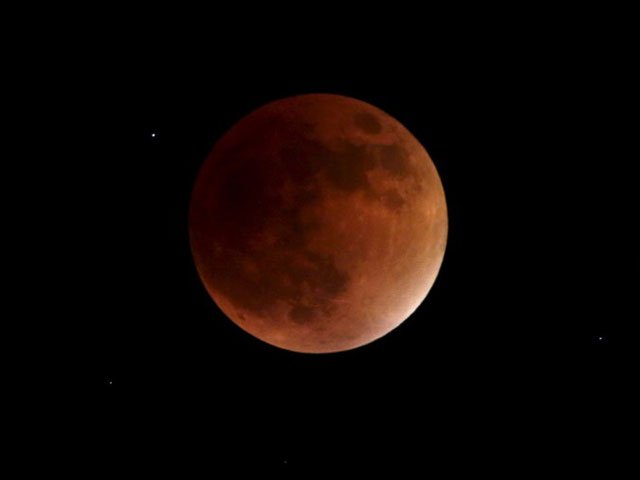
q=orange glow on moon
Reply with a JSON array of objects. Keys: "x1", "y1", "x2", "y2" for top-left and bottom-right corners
[{"x1": 189, "y1": 94, "x2": 447, "y2": 353}]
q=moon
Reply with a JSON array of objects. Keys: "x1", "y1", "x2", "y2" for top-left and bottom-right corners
[{"x1": 189, "y1": 94, "x2": 447, "y2": 353}]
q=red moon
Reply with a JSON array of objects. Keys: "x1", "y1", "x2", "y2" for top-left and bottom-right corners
[{"x1": 189, "y1": 94, "x2": 447, "y2": 353}]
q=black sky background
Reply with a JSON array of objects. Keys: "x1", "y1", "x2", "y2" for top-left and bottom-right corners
[{"x1": 43, "y1": 8, "x2": 637, "y2": 475}]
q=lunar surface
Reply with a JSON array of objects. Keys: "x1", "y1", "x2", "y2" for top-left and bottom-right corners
[{"x1": 189, "y1": 94, "x2": 447, "y2": 353}]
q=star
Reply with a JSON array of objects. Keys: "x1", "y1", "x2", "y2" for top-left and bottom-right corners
[{"x1": 151, "y1": 132, "x2": 157, "y2": 138}]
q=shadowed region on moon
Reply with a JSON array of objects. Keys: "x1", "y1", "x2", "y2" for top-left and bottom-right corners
[
  {"x1": 353, "y1": 112, "x2": 383, "y2": 134},
  {"x1": 189, "y1": 94, "x2": 448, "y2": 353}
]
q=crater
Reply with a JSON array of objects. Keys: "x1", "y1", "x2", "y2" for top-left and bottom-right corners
[
  {"x1": 354, "y1": 112, "x2": 383, "y2": 134},
  {"x1": 377, "y1": 144, "x2": 410, "y2": 178},
  {"x1": 289, "y1": 305, "x2": 316, "y2": 324},
  {"x1": 381, "y1": 190, "x2": 407, "y2": 210},
  {"x1": 313, "y1": 140, "x2": 376, "y2": 193}
]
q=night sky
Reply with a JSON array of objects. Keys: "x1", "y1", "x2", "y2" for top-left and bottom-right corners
[{"x1": 53, "y1": 9, "x2": 637, "y2": 475}]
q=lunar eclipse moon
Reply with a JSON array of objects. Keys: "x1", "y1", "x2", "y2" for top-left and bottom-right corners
[{"x1": 189, "y1": 94, "x2": 447, "y2": 353}]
